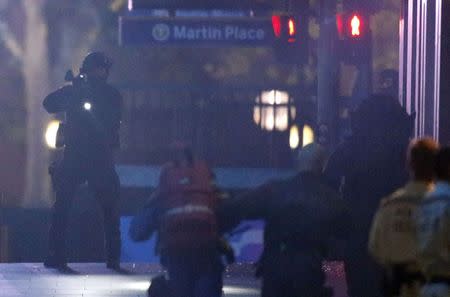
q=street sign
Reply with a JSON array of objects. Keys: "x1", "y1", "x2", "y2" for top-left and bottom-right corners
[
  {"x1": 129, "y1": 0, "x2": 273, "y2": 10},
  {"x1": 119, "y1": 16, "x2": 276, "y2": 47}
]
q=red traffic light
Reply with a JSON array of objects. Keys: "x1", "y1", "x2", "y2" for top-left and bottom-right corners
[
  {"x1": 344, "y1": 13, "x2": 367, "y2": 39},
  {"x1": 339, "y1": 12, "x2": 371, "y2": 63},
  {"x1": 272, "y1": 15, "x2": 282, "y2": 38},
  {"x1": 272, "y1": 15, "x2": 298, "y2": 42},
  {"x1": 288, "y1": 18, "x2": 296, "y2": 37},
  {"x1": 350, "y1": 14, "x2": 361, "y2": 37},
  {"x1": 272, "y1": 14, "x2": 308, "y2": 65}
]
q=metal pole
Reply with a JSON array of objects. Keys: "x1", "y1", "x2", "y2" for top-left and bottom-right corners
[
  {"x1": 317, "y1": 0, "x2": 338, "y2": 150},
  {"x1": 0, "y1": 196, "x2": 8, "y2": 262}
]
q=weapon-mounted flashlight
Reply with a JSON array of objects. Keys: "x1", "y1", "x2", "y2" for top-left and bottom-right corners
[{"x1": 83, "y1": 102, "x2": 92, "y2": 111}]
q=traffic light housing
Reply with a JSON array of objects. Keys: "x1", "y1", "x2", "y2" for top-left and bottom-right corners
[
  {"x1": 338, "y1": 12, "x2": 371, "y2": 63},
  {"x1": 272, "y1": 14, "x2": 308, "y2": 65}
]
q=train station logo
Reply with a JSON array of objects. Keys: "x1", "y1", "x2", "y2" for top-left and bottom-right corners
[{"x1": 152, "y1": 23, "x2": 170, "y2": 41}]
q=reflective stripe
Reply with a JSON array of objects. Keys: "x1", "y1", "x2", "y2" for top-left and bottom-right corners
[{"x1": 165, "y1": 204, "x2": 213, "y2": 216}]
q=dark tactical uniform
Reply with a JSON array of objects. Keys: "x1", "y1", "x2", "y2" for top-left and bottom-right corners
[
  {"x1": 325, "y1": 94, "x2": 413, "y2": 297},
  {"x1": 219, "y1": 171, "x2": 348, "y2": 297},
  {"x1": 43, "y1": 66, "x2": 122, "y2": 268}
]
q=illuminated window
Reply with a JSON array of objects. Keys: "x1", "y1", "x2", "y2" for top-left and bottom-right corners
[
  {"x1": 253, "y1": 90, "x2": 296, "y2": 131},
  {"x1": 302, "y1": 124, "x2": 315, "y2": 146},
  {"x1": 45, "y1": 120, "x2": 60, "y2": 149},
  {"x1": 289, "y1": 125, "x2": 300, "y2": 149},
  {"x1": 289, "y1": 124, "x2": 315, "y2": 150}
]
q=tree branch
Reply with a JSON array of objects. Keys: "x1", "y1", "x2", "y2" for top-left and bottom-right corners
[{"x1": 0, "y1": 21, "x2": 23, "y2": 62}]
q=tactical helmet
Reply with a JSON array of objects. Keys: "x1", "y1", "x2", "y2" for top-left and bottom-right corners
[{"x1": 80, "y1": 52, "x2": 112, "y2": 73}]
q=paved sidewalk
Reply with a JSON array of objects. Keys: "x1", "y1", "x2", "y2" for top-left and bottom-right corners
[
  {"x1": 0, "y1": 263, "x2": 260, "y2": 297},
  {"x1": 0, "y1": 262, "x2": 347, "y2": 297}
]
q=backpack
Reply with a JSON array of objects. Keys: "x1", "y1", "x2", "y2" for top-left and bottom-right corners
[{"x1": 157, "y1": 161, "x2": 219, "y2": 251}]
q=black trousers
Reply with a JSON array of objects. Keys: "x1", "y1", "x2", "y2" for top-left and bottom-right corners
[
  {"x1": 160, "y1": 250, "x2": 224, "y2": 297},
  {"x1": 47, "y1": 148, "x2": 121, "y2": 264},
  {"x1": 345, "y1": 235, "x2": 383, "y2": 297},
  {"x1": 261, "y1": 250, "x2": 329, "y2": 297}
]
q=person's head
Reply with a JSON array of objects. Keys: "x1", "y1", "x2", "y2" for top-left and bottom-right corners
[
  {"x1": 297, "y1": 143, "x2": 327, "y2": 174},
  {"x1": 435, "y1": 146, "x2": 450, "y2": 182},
  {"x1": 407, "y1": 138, "x2": 439, "y2": 182},
  {"x1": 80, "y1": 52, "x2": 112, "y2": 83},
  {"x1": 379, "y1": 69, "x2": 399, "y2": 96}
]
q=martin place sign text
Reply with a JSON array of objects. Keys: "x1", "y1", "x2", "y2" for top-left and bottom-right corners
[{"x1": 120, "y1": 16, "x2": 275, "y2": 46}]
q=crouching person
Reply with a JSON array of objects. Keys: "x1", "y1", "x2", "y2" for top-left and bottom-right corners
[{"x1": 130, "y1": 145, "x2": 224, "y2": 297}]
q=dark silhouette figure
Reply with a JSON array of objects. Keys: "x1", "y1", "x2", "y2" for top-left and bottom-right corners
[
  {"x1": 218, "y1": 143, "x2": 348, "y2": 297},
  {"x1": 43, "y1": 52, "x2": 122, "y2": 270},
  {"x1": 379, "y1": 69, "x2": 399, "y2": 98},
  {"x1": 325, "y1": 94, "x2": 414, "y2": 297}
]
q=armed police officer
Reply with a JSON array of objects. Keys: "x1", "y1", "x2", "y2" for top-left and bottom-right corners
[
  {"x1": 43, "y1": 52, "x2": 122, "y2": 270},
  {"x1": 325, "y1": 94, "x2": 413, "y2": 297}
]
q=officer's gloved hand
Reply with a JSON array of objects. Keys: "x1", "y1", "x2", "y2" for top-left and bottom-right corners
[
  {"x1": 72, "y1": 74, "x2": 88, "y2": 89},
  {"x1": 74, "y1": 81, "x2": 92, "y2": 104}
]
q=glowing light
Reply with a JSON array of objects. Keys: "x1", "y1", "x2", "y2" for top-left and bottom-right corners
[
  {"x1": 253, "y1": 106, "x2": 261, "y2": 124},
  {"x1": 255, "y1": 90, "x2": 291, "y2": 131},
  {"x1": 288, "y1": 18, "x2": 296, "y2": 36},
  {"x1": 261, "y1": 90, "x2": 274, "y2": 104},
  {"x1": 290, "y1": 107, "x2": 296, "y2": 119},
  {"x1": 83, "y1": 102, "x2": 92, "y2": 111},
  {"x1": 350, "y1": 15, "x2": 361, "y2": 37},
  {"x1": 262, "y1": 107, "x2": 275, "y2": 130},
  {"x1": 223, "y1": 286, "x2": 260, "y2": 295},
  {"x1": 120, "y1": 280, "x2": 151, "y2": 291},
  {"x1": 272, "y1": 15, "x2": 282, "y2": 38},
  {"x1": 260, "y1": 90, "x2": 289, "y2": 105},
  {"x1": 128, "y1": 0, "x2": 133, "y2": 11},
  {"x1": 336, "y1": 14, "x2": 344, "y2": 38},
  {"x1": 287, "y1": 18, "x2": 296, "y2": 42},
  {"x1": 275, "y1": 108, "x2": 288, "y2": 131},
  {"x1": 45, "y1": 120, "x2": 60, "y2": 149},
  {"x1": 275, "y1": 90, "x2": 289, "y2": 104},
  {"x1": 303, "y1": 125, "x2": 315, "y2": 147},
  {"x1": 290, "y1": 125, "x2": 300, "y2": 149}
]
